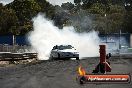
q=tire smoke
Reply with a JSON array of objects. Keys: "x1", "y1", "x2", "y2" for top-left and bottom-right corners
[{"x1": 28, "y1": 14, "x2": 100, "y2": 60}]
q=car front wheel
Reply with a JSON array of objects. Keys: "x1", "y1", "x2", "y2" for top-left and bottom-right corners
[{"x1": 76, "y1": 57, "x2": 79, "y2": 60}]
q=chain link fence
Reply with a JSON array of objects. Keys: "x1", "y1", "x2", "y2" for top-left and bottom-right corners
[{"x1": 0, "y1": 44, "x2": 34, "y2": 53}]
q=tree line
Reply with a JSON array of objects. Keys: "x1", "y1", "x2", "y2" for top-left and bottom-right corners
[{"x1": 0, "y1": 0, "x2": 132, "y2": 35}]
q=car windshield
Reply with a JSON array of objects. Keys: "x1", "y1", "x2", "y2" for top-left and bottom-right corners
[{"x1": 58, "y1": 45, "x2": 73, "y2": 50}]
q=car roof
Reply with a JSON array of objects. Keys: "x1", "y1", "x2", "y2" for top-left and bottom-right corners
[{"x1": 55, "y1": 45, "x2": 72, "y2": 46}]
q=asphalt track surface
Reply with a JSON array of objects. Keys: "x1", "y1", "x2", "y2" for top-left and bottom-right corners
[{"x1": 0, "y1": 57, "x2": 132, "y2": 88}]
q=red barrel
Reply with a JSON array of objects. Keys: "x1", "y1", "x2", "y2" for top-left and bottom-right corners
[{"x1": 99, "y1": 45, "x2": 106, "y2": 63}]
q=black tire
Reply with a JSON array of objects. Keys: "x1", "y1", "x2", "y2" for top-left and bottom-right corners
[
  {"x1": 76, "y1": 57, "x2": 79, "y2": 60},
  {"x1": 92, "y1": 69, "x2": 99, "y2": 73},
  {"x1": 109, "y1": 53, "x2": 112, "y2": 57},
  {"x1": 92, "y1": 63, "x2": 105, "y2": 73},
  {"x1": 49, "y1": 55, "x2": 54, "y2": 60},
  {"x1": 58, "y1": 53, "x2": 60, "y2": 59},
  {"x1": 80, "y1": 76, "x2": 86, "y2": 84},
  {"x1": 99, "y1": 63, "x2": 105, "y2": 73}
]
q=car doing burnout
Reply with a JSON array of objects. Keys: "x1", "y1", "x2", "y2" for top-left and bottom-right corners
[{"x1": 49, "y1": 45, "x2": 79, "y2": 60}]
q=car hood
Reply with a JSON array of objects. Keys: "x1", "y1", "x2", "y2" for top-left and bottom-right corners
[{"x1": 58, "y1": 49, "x2": 78, "y2": 53}]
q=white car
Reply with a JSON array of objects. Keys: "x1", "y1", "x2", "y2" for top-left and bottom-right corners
[{"x1": 49, "y1": 45, "x2": 79, "y2": 60}]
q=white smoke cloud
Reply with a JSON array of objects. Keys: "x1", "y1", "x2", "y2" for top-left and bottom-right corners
[
  {"x1": 46, "y1": 0, "x2": 74, "y2": 6},
  {"x1": 0, "y1": 0, "x2": 14, "y2": 5},
  {"x1": 28, "y1": 14, "x2": 100, "y2": 60}
]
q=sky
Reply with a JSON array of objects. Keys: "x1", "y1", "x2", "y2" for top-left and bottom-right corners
[
  {"x1": 0, "y1": 0, "x2": 14, "y2": 5},
  {"x1": 0, "y1": 0, "x2": 74, "y2": 6},
  {"x1": 46, "y1": 0, "x2": 74, "y2": 6}
]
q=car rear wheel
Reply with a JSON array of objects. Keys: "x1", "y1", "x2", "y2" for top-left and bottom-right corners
[
  {"x1": 49, "y1": 55, "x2": 54, "y2": 60},
  {"x1": 58, "y1": 53, "x2": 60, "y2": 59}
]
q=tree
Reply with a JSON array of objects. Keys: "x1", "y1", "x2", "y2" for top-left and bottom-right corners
[
  {"x1": 7, "y1": 0, "x2": 41, "y2": 23},
  {"x1": 4, "y1": 0, "x2": 42, "y2": 35},
  {"x1": 123, "y1": 11, "x2": 132, "y2": 33},
  {"x1": 0, "y1": 4, "x2": 18, "y2": 35},
  {"x1": 61, "y1": 2, "x2": 74, "y2": 10},
  {"x1": 36, "y1": 0, "x2": 55, "y2": 19},
  {"x1": 88, "y1": 3, "x2": 106, "y2": 15}
]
